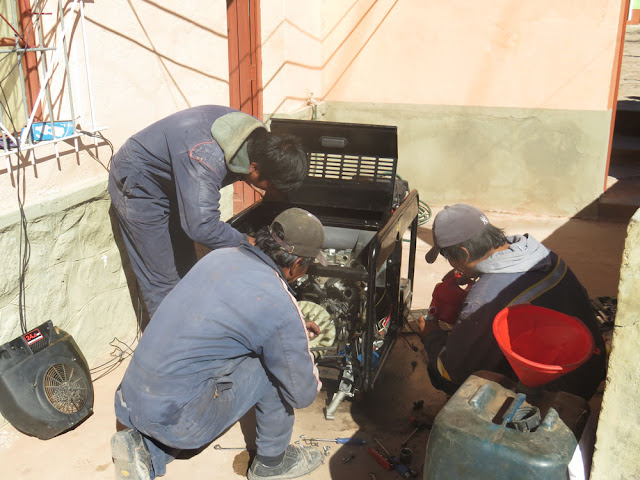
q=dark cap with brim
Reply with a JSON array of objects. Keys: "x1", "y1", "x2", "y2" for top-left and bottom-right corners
[
  {"x1": 425, "y1": 204, "x2": 490, "y2": 264},
  {"x1": 270, "y1": 208, "x2": 327, "y2": 266}
]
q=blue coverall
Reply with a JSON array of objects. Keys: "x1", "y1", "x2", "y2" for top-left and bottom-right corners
[
  {"x1": 108, "y1": 105, "x2": 253, "y2": 317},
  {"x1": 114, "y1": 242, "x2": 322, "y2": 478}
]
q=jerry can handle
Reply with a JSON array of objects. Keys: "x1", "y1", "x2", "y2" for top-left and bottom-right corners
[{"x1": 501, "y1": 393, "x2": 527, "y2": 426}]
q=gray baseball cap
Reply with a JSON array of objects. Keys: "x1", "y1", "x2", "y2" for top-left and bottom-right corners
[
  {"x1": 425, "y1": 204, "x2": 490, "y2": 263},
  {"x1": 211, "y1": 111, "x2": 267, "y2": 174},
  {"x1": 270, "y1": 208, "x2": 327, "y2": 266}
]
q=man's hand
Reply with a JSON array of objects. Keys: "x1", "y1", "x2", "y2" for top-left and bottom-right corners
[
  {"x1": 416, "y1": 314, "x2": 440, "y2": 339},
  {"x1": 305, "y1": 321, "x2": 321, "y2": 340}
]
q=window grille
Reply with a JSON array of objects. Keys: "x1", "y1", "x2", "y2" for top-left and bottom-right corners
[{"x1": 0, "y1": 0, "x2": 104, "y2": 173}]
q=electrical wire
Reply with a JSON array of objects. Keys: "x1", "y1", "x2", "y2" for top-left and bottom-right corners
[
  {"x1": 89, "y1": 290, "x2": 144, "y2": 382},
  {"x1": 0, "y1": 0, "x2": 54, "y2": 334},
  {"x1": 79, "y1": 129, "x2": 114, "y2": 170},
  {"x1": 416, "y1": 198, "x2": 432, "y2": 226},
  {"x1": 0, "y1": 70, "x2": 30, "y2": 334},
  {"x1": 396, "y1": 174, "x2": 432, "y2": 230}
]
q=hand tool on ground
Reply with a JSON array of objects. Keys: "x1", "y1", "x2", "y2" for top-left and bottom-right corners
[
  {"x1": 401, "y1": 420, "x2": 430, "y2": 447},
  {"x1": 213, "y1": 444, "x2": 247, "y2": 450},
  {"x1": 399, "y1": 447, "x2": 412, "y2": 464},
  {"x1": 342, "y1": 453, "x2": 355, "y2": 463},
  {"x1": 367, "y1": 447, "x2": 392, "y2": 471},
  {"x1": 300, "y1": 434, "x2": 366, "y2": 445},
  {"x1": 373, "y1": 438, "x2": 412, "y2": 479}
]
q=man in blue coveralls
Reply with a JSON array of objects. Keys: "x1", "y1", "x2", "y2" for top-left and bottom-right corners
[
  {"x1": 108, "y1": 105, "x2": 308, "y2": 318},
  {"x1": 111, "y1": 208, "x2": 327, "y2": 480}
]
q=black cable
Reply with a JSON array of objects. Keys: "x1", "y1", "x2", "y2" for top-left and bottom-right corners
[
  {"x1": 78, "y1": 129, "x2": 114, "y2": 170},
  {"x1": 9, "y1": 0, "x2": 52, "y2": 334},
  {"x1": 89, "y1": 285, "x2": 144, "y2": 382},
  {"x1": 0, "y1": 77, "x2": 30, "y2": 334},
  {"x1": 396, "y1": 174, "x2": 432, "y2": 225}
]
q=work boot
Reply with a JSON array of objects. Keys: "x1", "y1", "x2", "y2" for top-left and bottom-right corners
[
  {"x1": 111, "y1": 428, "x2": 153, "y2": 480},
  {"x1": 247, "y1": 444, "x2": 323, "y2": 479}
]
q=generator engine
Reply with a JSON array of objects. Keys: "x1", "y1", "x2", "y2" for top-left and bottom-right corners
[{"x1": 228, "y1": 118, "x2": 419, "y2": 419}]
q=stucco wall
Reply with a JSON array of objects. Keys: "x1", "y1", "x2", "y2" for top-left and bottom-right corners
[
  {"x1": 0, "y1": 0, "x2": 231, "y2": 215},
  {"x1": 263, "y1": 0, "x2": 624, "y2": 113},
  {"x1": 0, "y1": 181, "x2": 133, "y2": 429},
  {"x1": 320, "y1": 102, "x2": 611, "y2": 217},
  {"x1": 261, "y1": 1, "x2": 626, "y2": 217},
  {"x1": 591, "y1": 208, "x2": 640, "y2": 480}
]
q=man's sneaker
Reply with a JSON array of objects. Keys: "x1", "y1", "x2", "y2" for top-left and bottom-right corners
[
  {"x1": 111, "y1": 428, "x2": 153, "y2": 480},
  {"x1": 247, "y1": 444, "x2": 323, "y2": 479}
]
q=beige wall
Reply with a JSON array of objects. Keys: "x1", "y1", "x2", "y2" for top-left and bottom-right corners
[
  {"x1": 319, "y1": 101, "x2": 611, "y2": 217},
  {"x1": 261, "y1": 0, "x2": 625, "y2": 217},
  {"x1": 263, "y1": 0, "x2": 623, "y2": 113},
  {"x1": 0, "y1": 0, "x2": 231, "y2": 216}
]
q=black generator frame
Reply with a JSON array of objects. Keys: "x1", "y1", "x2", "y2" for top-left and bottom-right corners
[{"x1": 228, "y1": 118, "x2": 419, "y2": 402}]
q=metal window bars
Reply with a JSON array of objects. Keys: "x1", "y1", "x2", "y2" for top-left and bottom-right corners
[{"x1": 0, "y1": 0, "x2": 104, "y2": 173}]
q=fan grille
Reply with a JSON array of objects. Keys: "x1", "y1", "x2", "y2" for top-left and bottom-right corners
[{"x1": 43, "y1": 363, "x2": 88, "y2": 414}]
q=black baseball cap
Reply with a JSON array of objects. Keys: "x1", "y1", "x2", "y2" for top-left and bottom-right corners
[
  {"x1": 270, "y1": 208, "x2": 327, "y2": 266},
  {"x1": 425, "y1": 204, "x2": 490, "y2": 263}
]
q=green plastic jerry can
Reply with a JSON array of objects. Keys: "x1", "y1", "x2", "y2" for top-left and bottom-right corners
[{"x1": 423, "y1": 372, "x2": 588, "y2": 480}]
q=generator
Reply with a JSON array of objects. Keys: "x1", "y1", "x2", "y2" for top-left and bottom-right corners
[{"x1": 228, "y1": 118, "x2": 419, "y2": 419}]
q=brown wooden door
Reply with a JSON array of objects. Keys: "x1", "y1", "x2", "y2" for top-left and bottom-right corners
[{"x1": 227, "y1": 0, "x2": 263, "y2": 213}]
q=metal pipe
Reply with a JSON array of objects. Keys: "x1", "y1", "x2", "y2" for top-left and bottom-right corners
[
  {"x1": 408, "y1": 196, "x2": 418, "y2": 288},
  {"x1": 324, "y1": 391, "x2": 347, "y2": 420},
  {"x1": 57, "y1": 0, "x2": 77, "y2": 146},
  {"x1": 363, "y1": 239, "x2": 378, "y2": 390},
  {"x1": 0, "y1": 47, "x2": 56, "y2": 53},
  {"x1": 21, "y1": 0, "x2": 81, "y2": 148},
  {"x1": 0, "y1": 127, "x2": 106, "y2": 158},
  {"x1": 0, "y1": 121, "x2": 18, "y2": 144},
  {"x1": 10, "y1": 0, "x2": 29, "y2": 141},
  {"x1": 33, "y1": 0, "x2": 56, "y2": 159},
  {"x1": 0, "y1": 110, "x2": 13, "y2": 176},
  {"x1": 79, "y1": 1, "x2": 97, "y2": 144}
]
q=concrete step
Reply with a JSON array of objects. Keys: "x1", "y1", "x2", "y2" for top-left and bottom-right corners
[
  {"x1": 614, "y1": 101, "x2": 640, "y2": 137},
  {"x1": 611, "y1": 134, "x2": 640, "y2": 164},
  {"x1": 612, "y1": 134, "x2": 640, "y2": 152},
  {"x1": 598, "y1": 175, "x2": 640, "y2": 222}
]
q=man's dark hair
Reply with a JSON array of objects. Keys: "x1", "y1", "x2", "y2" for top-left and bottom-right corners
[
  {"x1": 254, "y1": 226, "x2": 314, "y2": 269},
  {"x1": 247, "y1": 130, "x2": 308, "y2": 192},
  {"x1": 439, "y1": 224, "x2": 508, "y2": 263}
]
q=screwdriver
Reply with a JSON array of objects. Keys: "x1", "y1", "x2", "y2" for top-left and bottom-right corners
[{"x1": 300, "y1": 434, "x2": 367, "y2": 445}]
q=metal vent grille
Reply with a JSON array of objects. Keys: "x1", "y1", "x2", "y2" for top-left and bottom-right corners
[
  {"x1": 43, "y1": 364, "x2": 89, "y2": 414},
  {"x1": 308, "y1": 153, "x2": 395, "y2": 184}
]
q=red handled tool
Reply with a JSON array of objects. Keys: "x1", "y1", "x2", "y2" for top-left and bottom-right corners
[{"x1": 367, "y1": 447, "x2": 392, "y2": 471}]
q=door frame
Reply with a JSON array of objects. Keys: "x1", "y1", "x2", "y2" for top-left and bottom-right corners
[{"x1": 227, "y1": 0, "x2": 263, "y2": 212}]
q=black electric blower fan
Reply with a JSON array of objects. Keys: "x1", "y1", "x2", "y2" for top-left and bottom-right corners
[{"x1": 0, "y1": 320, "x2": 94, "y2": 439}]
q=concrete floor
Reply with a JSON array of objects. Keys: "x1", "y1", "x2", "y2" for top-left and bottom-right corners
[{"x1": 0, "y1": 208, "x2": 628, "y2": 480}]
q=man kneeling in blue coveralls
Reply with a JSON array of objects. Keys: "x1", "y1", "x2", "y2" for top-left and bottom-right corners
[{"x1": 111, "y1": 208, "x2": 327, "y2": 480}]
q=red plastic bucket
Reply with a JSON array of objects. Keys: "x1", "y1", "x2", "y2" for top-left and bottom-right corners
[{"x1": 493, "y1": 304, "x2": 595, "y2": 388}]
